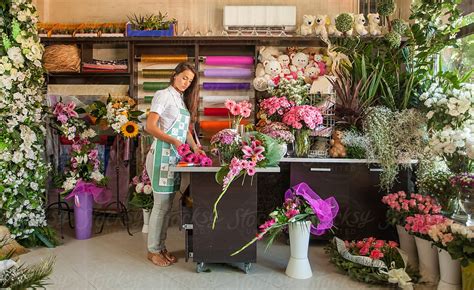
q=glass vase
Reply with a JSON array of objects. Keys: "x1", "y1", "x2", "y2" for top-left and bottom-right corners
[
  {"x1": 295, "y1": 130, "x2": 310, "y2": 158},
  {"x1": 452, "y1": 191, "x2": 469, "y2": 224},
  {"x1": 460, "y1": 189, "x2": 474, "y2": 226}
]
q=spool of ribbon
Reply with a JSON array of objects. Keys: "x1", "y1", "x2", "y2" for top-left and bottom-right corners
[
  {"x1": 203, "y1": 68, "x2": 253, "y2": 78},
  {"x1": 200, "y1": 120, "x2": 249, "y2": 134},
  {"x1": 204, "y1": 56, "x2": 254, "y2": 66},
  {"x1": 143, "y1": 82, "x2": 169, "y2": 92},
  {"x1": 202, "y1": 95, "x2": 250, "y2": 103},
  {"x1": 144, "y1": 96, "x2": 153, "y2": 104},
  {"x1": 141, "y1": 54, "x2": 188, "y2": 63},
  {"x1": 202, "y1": 82, "x2": 251, "y2": 91},
  {"x1": 142, "y1": 69, "x2": 174, "y2": 78},
  {"x1": 203, "y1": 107, "x2": 229, "y2": 116}
]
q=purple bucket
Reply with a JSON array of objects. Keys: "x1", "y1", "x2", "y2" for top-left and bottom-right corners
[{"x1": 73, "y1": 192, "x2": 93, "y2": 240}]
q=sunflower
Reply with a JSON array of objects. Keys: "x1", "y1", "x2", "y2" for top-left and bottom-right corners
[{"x1": 121, "y1": 121, "x2": 139, "y2": 138}]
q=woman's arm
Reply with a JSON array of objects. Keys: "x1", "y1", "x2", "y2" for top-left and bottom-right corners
[
  {"x1": 145, "y1": 112, "x2": 182, "y2": 148},
  {"x1": 186, "y1": 130, "x2": 205, "y2": 155}
]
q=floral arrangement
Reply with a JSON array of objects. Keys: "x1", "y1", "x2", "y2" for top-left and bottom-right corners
[
  {"x1": 326, "y1": 237, "x2": 417, "y2": 287},
  {"x1": 210, "y1": 129, "x2": 242, "y2": 164},
  {"x1": 224, "y1": 99, "x2": 252, "y2": 129},
  {"x1": 415, "y1": 158, "x2": 454, "y2": 211},
  {"x1": 232, "y1": 182, "x2": 338, "y2": 255},
  {"x1": 128, "y1": 168, "x2": 153, "y2": 210},
  {"x1": 404, "y1": 214, "x2": 447, "y2": 238},
  {"x1": 212, "y1": 132, "x2": 284, "y2": 228},
  {"x1": 0, "y1": 0, "x2": 53, "y2": 242},
  {"x1": 381, "y1": 191, "x2": 442, "y2": 226},
  {"x1": 450, "y1": 172, "x2": 474, "y2": 193},
  {"x1": 51, "y1": 100, "x2": 88, "y2": 140},
  {"x1": 105, "y1": 96, "x2": 143, "y2": 138},
  {"x1": 177, "y1": 144, "x2": 212, "y2": 167},
  {"x1": 267, "y1": 77, "x2": 310, "y2": 106},
  {"x1": 258, "y1": 96, "x2": 294, "y2": 122},
  {"x1": 257, "y1": 122, "x2": 295, "y2": 144},
  {"x1": 282, "y1": 105, "x2": 323, "y2": 130}
]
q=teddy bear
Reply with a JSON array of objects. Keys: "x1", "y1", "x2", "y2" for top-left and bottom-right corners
[
  {"x1": 257, "y1": 46, "x2": 281, "y2": 62},
  {"x1": 253, "y1": 59, "x2": 282, "y2": 91},
  {"x1": 314, "y1": 15, "x2": 328, "y2": 39},
  {"x1": 327, "y1": 15, "x2": 342, "y2": 36},
  {"x1": 299, "y1": 15, "x2": 316, "y2": 36},
  {"x1": 290, "y1": 52, "x2": 309, "y2": 77},
  {"x1": 329, "y1": 130, "x2": 347, "y2": 158},
  {"x1": 303, "y1": 65, "x2": 320, "y2": 84},
  {"x1": 367, "y1": 13, "x2": 382, "y2": 36},
  {"x1": 354, "y1": 14, "x2": 368, "y2": 36},
  {"x1": 277, "y1": 54, "x2": 296, "y2": 80}
]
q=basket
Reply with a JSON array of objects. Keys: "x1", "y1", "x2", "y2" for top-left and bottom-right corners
[{"x1": 43, "y1": 45, "x2": 81, "y2": 73}]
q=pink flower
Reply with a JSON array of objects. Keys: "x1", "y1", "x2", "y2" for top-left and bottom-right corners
[
  {"x1": 247, "y1": 167, "x2": 256, "y2": 176},
  {"x1": 178, "y1": 144, "x2": 191, "y2": 156},
  {"x1": 370, "y1": 249, "x2": 384, "y2": 260},
  {"x1": 356, "y1": 240, "x2": 365, "y2": 248},
  {"x1": 200, "y1": 156, "x2": 213, "y2": 167},
  {"x1": 57, "y1": 114, "x2": 68, "y2": 124},
  {"x1": 374, "y1": 240, "x2": 385, "y2": 249},
  {"x1": 242, "y1": 141, "x2": 265, "y2": 162},
  {"x1": 53, "y1": 102, "x2": 64, "y2": 115},
  {"x1": 132, "y1": 176, "x2": 140, "y2": 185},
  {"x1": 359, "y1": 246, "x2": 370, "y2": 256},
  {"x1": 230, "y1": 104, "x2": 242, "y2": 116},
  {"x1": 64, "y1": 102, "x2": 78, "y2": 118},
  {"x1": 241, "y1": 107, "x2": 251, "y2": 118},
  {"x1": 224, "y1": 99, "x2": 236, "y2": 111},
  {"x1": 88, "y1": 149, "x2": 98, "y2": 160},
  {"x1": 259, "y1": 219, "x2": 276, "y2": 231},
  {"x1": 285, "y1": 209, "x2": 299, "y2": 219}
]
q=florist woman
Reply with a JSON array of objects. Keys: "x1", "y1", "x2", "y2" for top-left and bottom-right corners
[{"x1": 145, "y1": 62, "x2": 204, "y2": 267}]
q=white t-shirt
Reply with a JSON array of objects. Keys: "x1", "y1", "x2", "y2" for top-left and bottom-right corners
[{"x1": 149, "y1": 86, "x2": 187, "y2": 132}]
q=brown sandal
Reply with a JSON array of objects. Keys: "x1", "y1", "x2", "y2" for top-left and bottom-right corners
[
  {"x1": 161, "y1": 249, "x2": 177, "y2": 263},
  {"x1": 147, "y1": 252, "x2": 172, "y2": 267}
]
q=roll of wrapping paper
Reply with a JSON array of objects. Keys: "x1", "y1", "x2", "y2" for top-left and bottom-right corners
[
  {"x1": 202, "y1": 82, "x2": 250, "y2": 90},
  {"x1": 203, "y1": 107, "x2": 229, "y2": 116},
  {"x1": 143, "y1": 82, "x2": 169, "y2": 92},
  {"x1": 200, "y1": 120, "x2": 250, "y2": 134},
  {"x1": 144, "y1": 96, "x2": 153, "y2": 104},
  {"x1": 142, "y1": 69, "x2": 174, "y2": 78},
  {"x1": 204, "y1": 56, "x2": 254, "y2": 66},
  {"x1": 140, "y1": 54, "x2": 188, "y2": 63},
  {"x1": 203, "y1": 68, "x2": 253, "y2": 78},
  {"x1": 202, "y1": 95, "x2": 250, "y2": 103}
]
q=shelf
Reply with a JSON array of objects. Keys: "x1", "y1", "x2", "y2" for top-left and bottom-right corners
[{"x1": 47, "y1": 72, "x2": 130, "y2": 77}]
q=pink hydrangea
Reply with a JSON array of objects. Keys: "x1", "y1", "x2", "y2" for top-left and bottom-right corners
[{"x1": 282, "y1": 105, "x2": 323, "y2": 130}]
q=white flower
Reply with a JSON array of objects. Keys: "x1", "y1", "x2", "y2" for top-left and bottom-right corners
[
  {"x1": 30, "y1": 182, "x2": 38, "y2": 191},
  {"x1": 426, "y1": 111, "x2": 434, "y2": 119},
  {"x1": 90, "y1": 170, "x2": 104, "y2": 182},
  {"x1": 12, "y1": 151, "x2": 23, "y2": 164},
  {"x1": 135, "y1": 183, "x2": 144, "y2": 193},
  {"x1": 63, "y1": 177, "x2": 78, "y2": 192},
  {"x1": 80, "y1": 128, "x2": 97, "y2": 139},
  {"x1": 7, "y1": 47, "x2": 24, "y2": 66},
  {"x1": 143, "y1": 185, "x2": 152, "y2": 195}
]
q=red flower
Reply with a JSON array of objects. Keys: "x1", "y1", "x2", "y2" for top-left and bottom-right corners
[
  {"x1": 370, "y1": 249, "x2": 384, "y2": 260},
  {"x1": 388, "y1": 241, "x2": 398, "y2": 248},
  {"x1": 374, "y1": 240, "x2": 385, "y2": 249}
]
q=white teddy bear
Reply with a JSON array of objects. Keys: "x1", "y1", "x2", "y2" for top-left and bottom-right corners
[
  {"x1": 304, "y1": 65, "x2": 320, "y2": 84},
  {"x1": 299, "y1": 15, "x2": 316, "y2": 36},
  {"x1": 277, "y1": 55, "x2": 292, "y2": 77},
  {"x1": 314, "y1": 15, "x2": 328, "y2": 39},
  {"x1": 253, "y1": 60, "x2": 282, "y2": 91},
  {"x1": 290, "y1": 52, "x2": 309, "y2": 77},
  {"x1": 368, "y1": 13, "x2": 382, "y2": 36},
  {"x1": 327, "y1": 15, "x2": 342, "y2": 37},
  {"x1": 354, "y1": 14, "x2": 368, "y2": 36}
]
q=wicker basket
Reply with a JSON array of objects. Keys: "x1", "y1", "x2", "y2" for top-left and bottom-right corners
[{"x1": 43, "y1": 45, "x2": 81, "y2": 73}]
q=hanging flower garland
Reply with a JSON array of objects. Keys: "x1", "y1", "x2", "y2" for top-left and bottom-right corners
[{"x1": 0, "y1": 0, "x2": 52, "y2": 243}]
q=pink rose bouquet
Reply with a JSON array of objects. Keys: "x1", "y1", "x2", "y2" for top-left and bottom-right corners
[{"x1": 282, "y1": 105, "x2": 323, "y2": 130}]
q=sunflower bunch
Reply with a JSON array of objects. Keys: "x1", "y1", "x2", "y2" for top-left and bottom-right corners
[{"x1": 105, "y1": 96, "x2": 143, "y2": 138}]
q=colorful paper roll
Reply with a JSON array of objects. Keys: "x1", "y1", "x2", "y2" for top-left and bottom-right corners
[
  {"x1": 203, "y1": 108, "x2": 229, "y2": 116},
  {"x1": 203, "y1": 68, "x2": 253, "y2": 78},
  {"x1": 143, "y1": 82, "x2": 169, "y2": 92},
  {"x1": 200, "y1": 120, "x2": 250, "y2": 133},
  {"x1": 142, "y1": 69, "x2": 174, "y2": 78},
  {"x1": 202, "y1": 95, "x2": 250, "y2": 103},
  {"x1": 202, "y1": 82, "x2": 251, "y2": 90},
  {"x1": 141, "y1": 54, "x2": 188, "y2": 63},
  {"x1": 204, "y1": 56, "x2": 254, "y2": 66},
  {"x1": 144, "y1": 96, "x2": 153, "y2": 103}
]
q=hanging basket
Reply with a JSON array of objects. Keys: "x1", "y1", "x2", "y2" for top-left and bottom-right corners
[{"x1": 43, "y1": 44, "x2": 81, "y2": 73}]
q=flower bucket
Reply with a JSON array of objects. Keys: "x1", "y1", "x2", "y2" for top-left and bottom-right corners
[
  {"x1": 415, "y1": 236, "x2": 439, "y2": 284},
  {"x1": 437, "y1": 248, "x2": 461, "y2": 290},
  {"x1": 294, "y1": 130, "x2": 310, "y2": 157},
  {"x1": 396, "y1": 225, "x2": 418, "y2": 269},
  {"x1": 462, "y1": 261, "x2": 474, "y2": 290},
  {"x1": 142, "y1": 209, "x2": 151, "y2": 234},
  {"x1": 285, "y1": 221, "x2": 312, "y2": 279},
  {"x1": 73, "y1": 192, "x2": 94, "y2": 240}
]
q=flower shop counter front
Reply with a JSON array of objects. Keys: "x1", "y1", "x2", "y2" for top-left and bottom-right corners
[
  {"x1": 281, "y1": 158, "x2": 416, "y2": 241},
  {"x1": 170, "y1": 166, "x2": 280, "y2": 273}
]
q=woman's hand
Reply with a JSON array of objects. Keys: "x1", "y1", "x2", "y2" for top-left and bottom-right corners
[
  {"x1": 192, "y1": 145, "x2": 206, "y2": 156},
  {"x1": 173, "y1": 139, "x2": 183, "y2": 149}
]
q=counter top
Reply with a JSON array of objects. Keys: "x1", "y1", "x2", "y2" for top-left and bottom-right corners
[
  {"x1": 170, "y1": 166, "x2": 280, "y2": 173},
  {"x1": 280, "y1": 157, "x2": 419, "y2": 164}
]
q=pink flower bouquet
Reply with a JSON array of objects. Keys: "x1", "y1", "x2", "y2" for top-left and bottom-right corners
[
  {"x1": 282, "y1": 105, "x2": 323, "y2": 130},
  {"x1": 129, "y1": 168, "x2": 153, "y2": 210},
  {"x1": 225, "y1": 99, "x2": 252, "y2": 129},
  {"x1": 176, "y1": 144, "x2": 212, "y2": 167}
]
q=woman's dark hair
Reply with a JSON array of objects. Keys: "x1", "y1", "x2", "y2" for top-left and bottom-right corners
[{"x1": 170, "y1": 62, "x2": 199, "y2": 124}]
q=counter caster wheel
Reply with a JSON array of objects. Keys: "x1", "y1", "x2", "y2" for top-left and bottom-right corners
[
  {"x1": 243, "y1": 262, "x2": 252, "y2": 274},
  {"x1": 196, "y1": 262, "x2": 206, "y2": 273}
]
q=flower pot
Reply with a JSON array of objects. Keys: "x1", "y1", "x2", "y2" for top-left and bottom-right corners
[
  {"x1": 437, "y1": 248, "x2": 461, "y2": 290},
  {"x1": 73, "y1": 192, "x2": 94, "y2": 240},
  {"x1": 295, "y1": 130, "x2": 310, "y2": 158},
  {"x1": 396, "y1": 225, "x2": 418, "y2": 269},
  {"x1": 285, "y1": 221, "x2": 312, "y2": 279},
  {"x1": 142, "y1": 209, "x2": 151, "y2": 234},
  {"x1": 415, "y1": 236, "x2": 439, "y2": 284},
  {"x1": 462, "y1": 261, "x2": 474, "y2": 290}
]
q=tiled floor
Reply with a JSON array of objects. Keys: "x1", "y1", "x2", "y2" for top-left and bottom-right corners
[{"x1": 19, "y1": 214, "x2": 432, "y2": 290}]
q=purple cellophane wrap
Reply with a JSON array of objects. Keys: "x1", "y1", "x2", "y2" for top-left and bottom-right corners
[
  {"x1": 65, "y1": 180, "x2": 110, "y2": 204},
  {"x1": 284, "y1": 182, "x2": 339, "y2": 236}
]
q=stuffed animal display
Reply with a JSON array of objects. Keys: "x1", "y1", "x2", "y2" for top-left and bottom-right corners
[
  {"x1": 368, "y1": 13, "x2": 382, "y2": 36},
  {"x1": 253, "y1": 46, "x2": 331, "y2": 91},
  {"x1": 329, "y1": 130, "x2": 347, "y2": 158}
]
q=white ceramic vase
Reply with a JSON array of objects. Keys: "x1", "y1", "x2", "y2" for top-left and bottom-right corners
[
  {"x1": 437, "y1": 248, "x2": 461, "y2": 290},
  {"x1": 142, "y1": 209, "x2": 151, "y2": 233},
  {"x1": 285, "y1": 221, "x2": 312, "y2": 279},
  {"x1": 415, "y1": 236, "x2": 439, "y2": 284},
  {"x1": 396, "y1": 225, "x2": 419, "y2": 269}
]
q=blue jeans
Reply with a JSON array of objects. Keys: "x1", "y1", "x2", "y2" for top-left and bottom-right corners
[{"x1": 147, "y1": 192, "x2": 176, "y2": 253}]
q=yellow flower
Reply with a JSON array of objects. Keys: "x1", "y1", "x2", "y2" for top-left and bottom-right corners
[
  {"x1": 112, "y1": 102, "x2": 121, "y2": 109},
  {"x1": 121, "y1": 121, "x2": 139, "y2": 138},
  {"x1": 120, "y1": 110, "x2": 128, "y2": 118}
]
